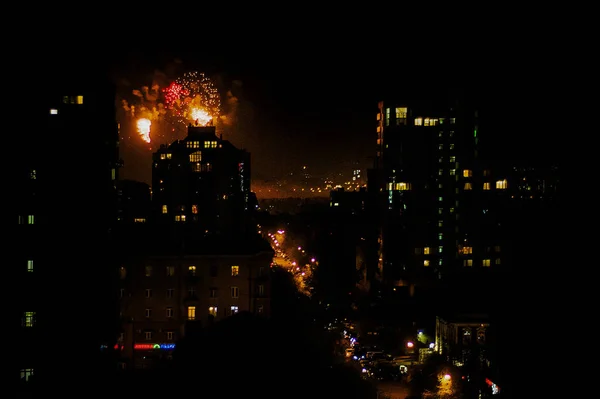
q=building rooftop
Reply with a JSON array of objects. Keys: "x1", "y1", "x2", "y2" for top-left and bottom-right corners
[
  {"x1": 438, "y1": 313, "x2": 491, "y2": 324},
  {"x1": 114, "y1": 225, "x2": 273, "y2": 257}
]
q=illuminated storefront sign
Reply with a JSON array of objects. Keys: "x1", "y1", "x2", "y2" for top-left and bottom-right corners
[{"x1": 134, "y1": 343, "x2": 175, "y2": 350}]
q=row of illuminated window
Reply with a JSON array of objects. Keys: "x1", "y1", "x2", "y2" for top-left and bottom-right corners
[
  {"x1": 162, "y1": 204, "x2": 200, "y2": 214},
  {"x1": 415, "y1": 117, "x2": 455, "y2": 126},
  {"x1": 159, "y1": 153, "x2": 172, "y2": 160},
  {"x1": 422, "y1": 258, "x2": 500, "y2": 267},
  {"x1": 186, "y1": 304, "x2": 264, "y2": 319},
  {"x1": 380, "y1": 108, "x2": 456, "y2": 126},
  {"x1": 416, "y1": 246, "x2": 500, "y2": 255},
  {"x1": 18, "y1": 215, "x2": 35, "y2": 224},
  {"x1": 63, "y1": 95, "x2": 84, "y2": 105},
  {"x1": 191, "y1": 163, "x2": 212, "y2": 172},
  {"x1": 386, "y1": 182, "x2": 412, "y2": 191},
  {"x1": 184, "y1": 141, "x2": 218, "y2": 149},
  {"x1": 120, "y1": 264, "x2": 254, "y2": 278}
]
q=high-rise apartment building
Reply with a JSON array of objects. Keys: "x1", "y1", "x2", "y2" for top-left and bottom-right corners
[
  {"x1": 15, "y1": 70, "x2": 120, "y2": 391},
  {"x1": 152, "y1": 125, "x2": 251, "y2": 233},
  {"x1": 369, "y1": 91, "x2": 505, "y2": 288}
]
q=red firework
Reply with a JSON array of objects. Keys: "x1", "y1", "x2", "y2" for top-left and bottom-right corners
[{"x1": 162, "y1": 82, "x2": 189, "y2": 108}]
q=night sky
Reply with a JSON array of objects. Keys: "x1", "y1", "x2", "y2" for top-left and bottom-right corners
[{"x1": 22, "y1": 19, "x2": 558, "y2": 186}]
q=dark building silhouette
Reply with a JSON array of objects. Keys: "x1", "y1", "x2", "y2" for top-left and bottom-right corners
[
  {"x1": 117, "y1": 179, "x2": 152, "y2": 224},
  {"x1": 15, "y1": 70, "x2": 120, "y2": 390},
  {"x1": 115, "y1": 232, "x2": 273, "y2": 369},
  {"x1": 114, "y1": 124, "x2": 273, "y2": 369},
  {"x1": 152, "y1": 125, "x2": 251, "y2": 234},
  {"x1": 368, "y1": 91, "x2": 508, "y2": 292}
]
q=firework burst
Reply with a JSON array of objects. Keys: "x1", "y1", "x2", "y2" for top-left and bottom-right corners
[
  {"x1": 121, "y1": 71, "x2": 221, "y2": 145},
  {"x1": 168, "y1": 71, "x2": 221, "y2": 125}
]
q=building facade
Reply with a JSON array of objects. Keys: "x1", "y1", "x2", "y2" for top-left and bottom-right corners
[
  {"x1": 435, "y1": 314, "x2": 499, "y2": 397},
  {"x1": 15, "y1": 71, "x2": 121, "y2": 390},
  {"x1": 152, "y1": 125, "x2": 251, "y2": 233},
  {"x1": 117, "y1": 238, "x2": 272, "y2": 369},
  {"x1": 369, "y1": 91, "x2": 507, "y2": 289}
]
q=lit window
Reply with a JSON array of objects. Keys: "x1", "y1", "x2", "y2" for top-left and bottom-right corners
[
  {"x1": 27, "y1": 260, "x2": 33, "y2": 272},
  {"x1": 30, "y1": 169, "x2": 36, "y2": 179},
  {"x1": 231, "y1": 266, "x2": 239, "y2": 276},
  {"x1": 414, "y1": 117, "x2": 423, "y2": 126},
  {"x1": 188, "y1": 266, "x2": 196, "y2": 276},
  {"x1": 208, "y1": 306, "x2": 218, "y2": 317},
  {"x1": 463, "y1": 259, "x2": 473, "y2": 267},
  {"x1": 495, "y1": 258, "x2": 501, "y2": 265},
  {"x1": 186, "y1": 141, "x2": 200, "y2": 148},
  {"x1": 462, "y1": 246, "x2": 473, "y2": 254},
  {"x1": 423, "y1": 260, "x2": 430, "y2": 267},
  {"x1": 483, "y1": 182, "x2": 491, "y2": 190},
  {"x1": 395, "y1": 107, "x2": 407, "y2": 125},
  {"x1": 189, "y1": 151, "x2": 202, "y2": 162},
  {"x1": 494, "y1": 245, "x2": 501, "y2": 252},
  {"x1": 162, "y1": 205, "x2": 168, "y2": 214},
  {"x1": 463, "y1": 169, "x2": 473, "y2": 177},
  {"x1": 231, "y1": 305, "x2": 239, "y2": 314},
  {"x1": 258, "y1": 284, "x2": 265, "y2": 296},
  {"x1": 28, "y1": 215, "x2": 35, "y2": 224},
  {"x1": 175, "y1": 214, "x2": 186, "y2": 222},
  {"x1": 231, "y1": 286, "x2": 239, "y2": 298},
  {"x1": 187, "y1": 306, "x2": 196, "y2": 320},
  {"x1": 464, "y1": 182, "x2": 472, "y2": 190},
  {"x1": 76, "y1": 95, "x2": 84, "y2": 104},
  {"x1": 50, "y1": 108, "x2": 58, "y2": 115},
  {"x1": 496, "y1": 179, "x2": 508, "y2": 189},
  {"x1": 424, "y1": 247, "x2": 430, "y2": 255},
  {"x1": 395, "y1": 182, "x2": 411, "y2": 190},
  {"x1": 111, "y1": 168, "x2": 116, "y2": 180},
  {"x1": 166, "y1": 266, "x2": 175, "y2": 276},
  {"x1": 23, "y1": 311, "x2": 36, "y2": 327},
  {"x1": 191, "y1": 205, "x2": 198, "y2": 214},
  {"x1": 482, "y1": 259, "x2": 491, "y2": 267},
  {"x1": 20, "y1": 368, "x2": 34, "y2": 382},
  {"x1": 119, "y1": 267, "x2": 126, "y2": 279},
  {"x1": 450, "y1": 169, "x2": 456, "y2": 175},
  {"x1": 204, "y1": 141, "x2": 217, "y2": 148}
]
